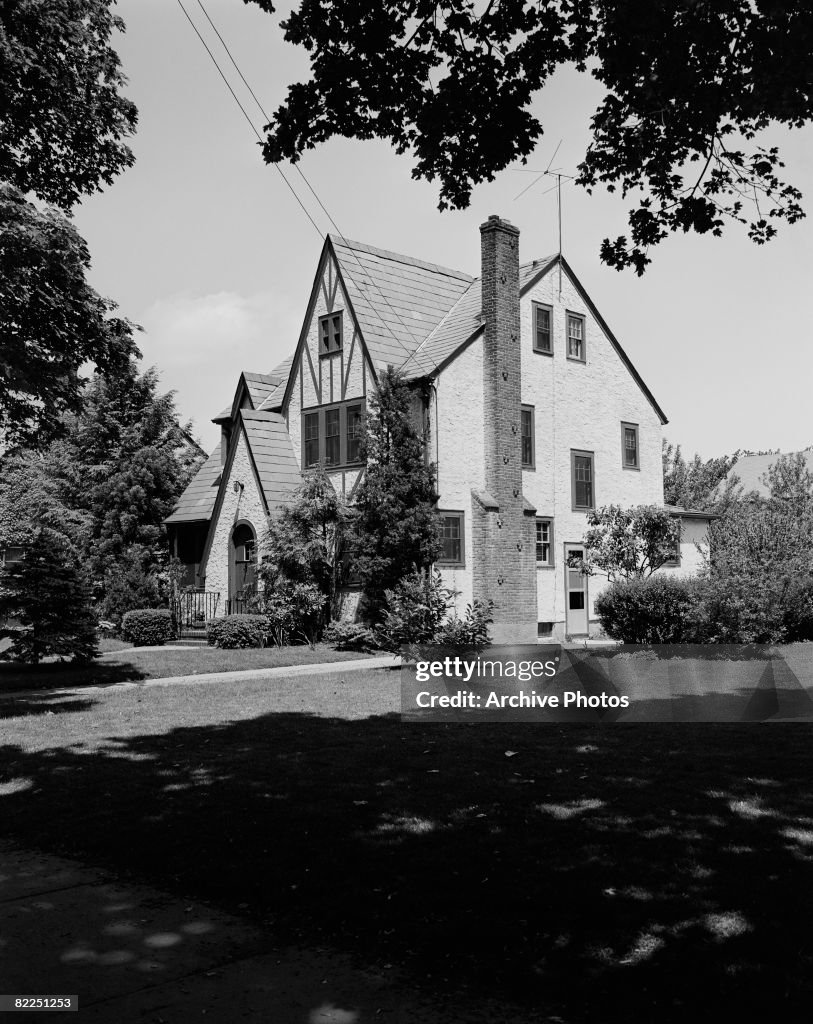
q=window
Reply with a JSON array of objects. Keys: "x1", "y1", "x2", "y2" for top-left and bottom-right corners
[
  {"x1": 438, "y1": 512, "x2": 465, "y2": 567},
  {"x1": 622, "y1": 421, "x2": 639, "y2": 470},
  {"x1": 1, "y1": 546, "x2": 25, "y2": 565},
  {"x1": 301, "y1": 399, "x2": 366, "y2": 469},
  {"x1": 319, "y1": 312, "x2": 343, "y2": 356},
  {"x1": 535, "y1": 518, "x2": 554, "y2": 566},
  {"x1": 304, "y1": 412, "x2": 320, "y2": 468},
  {"x1": 571, "y1": 450, "x2": 595, "y2": 510},
  {"x1": 567, "y1": 312, "x2": 586, "y2": 361},
  {"x1": 325, "y1": 407, "x2": 341, "y2": 466},
  {"x1": 533, "y1": 302, "x2": 553, "y2": 354},
  {"x1": 664, "y1": 520, "x2": 682, "y2": 566},
  {"x1": 346, "y1": 403, "x2": 363, "y2": 464},
  {"x1": 521, "y1": 405, "x2": 535, "y2": 469}
]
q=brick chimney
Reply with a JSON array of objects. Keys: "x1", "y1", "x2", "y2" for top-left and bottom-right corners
[{"x1": 471, "y1": 216, "x2": 538, "y2": 644}]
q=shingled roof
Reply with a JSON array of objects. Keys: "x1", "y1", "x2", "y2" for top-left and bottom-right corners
[
  {"x1": 164, "y1": 448, "x2": 222, "y2": 524},
  {"x1": 240, "y1": 410, "x2": 301, "y2": 512},
  {"x1": 330, "y1": 236, "x2": 474, "y2": 371}
]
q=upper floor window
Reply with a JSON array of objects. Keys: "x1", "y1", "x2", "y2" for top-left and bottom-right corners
[
  {"x1": 521, "y1": 405, "x2": 535, "y2": 469},
  {"x1": 567, "y1": 312, "x2": 586, "y2": 362},
  {"x1": 571, "y1": 450, "x2": 595, "y2": 510},
  {"x1": 319, "y1": 312, "x2": 343, "y2": 356},
  {"x1": 535, "y1": 518, "x2": 553, "y2": 566},
  {"x1": 302, "y1": 399, "x2": 365, "y2": 470},
  {"x1": 533, "y1": 302, "x2": 553, "y2": 355},
  {"x1": 437, "y1": 511, "x2": 465, "y2": 567},
  {"x1": 622, "y1": 422, "x2": 639, "y2": 470}
]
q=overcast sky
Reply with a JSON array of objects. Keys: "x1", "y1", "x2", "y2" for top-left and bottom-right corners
[{"x1": 73, "y1": 0, "x2": 813, "y2": 458}]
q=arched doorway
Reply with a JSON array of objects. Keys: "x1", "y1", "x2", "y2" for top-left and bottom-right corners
[{"x1": 229, "y1": 521, "x2": 257, "y2": 612}]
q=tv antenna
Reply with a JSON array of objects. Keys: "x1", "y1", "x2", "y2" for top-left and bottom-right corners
[{"x1": 513, "y1": 140, "x2": 575, "y2": 297}]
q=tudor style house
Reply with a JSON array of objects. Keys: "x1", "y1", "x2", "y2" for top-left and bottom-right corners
[{"x1": 165, "y1": 216, "x2": 712, "y2": 642}]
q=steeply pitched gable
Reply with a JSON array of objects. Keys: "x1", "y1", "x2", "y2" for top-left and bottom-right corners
[{"x1": 164, "y1": 448, "x2": 222, "y2": 524}]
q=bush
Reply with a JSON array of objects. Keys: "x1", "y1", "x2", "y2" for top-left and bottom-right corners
[
  {"x1": 435, "y1": 600, "x2": 494, "y2": 651},
  {"x1": 323, "y1": 620, "x2": 379, "y2": 652},
  {"x1": 594, "y1": 576, "x2": 700, "y2": 644},
  {"x1": 206, "y1": 614, "x2": 267, "y2": 649},
  {"x1": 121, "y1": 608, "x2": 174, "y2": 647}
]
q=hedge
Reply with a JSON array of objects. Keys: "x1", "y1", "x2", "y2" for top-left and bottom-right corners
[
  {"x1": 206, "y1": 614, "x2": 267, "y2": 649},
  {"x1": 121, "y1": 608, "x2": 174, "y2": 647},
  {"x1": 593, "y1": 576, "x2": 699, "y2": 644}
]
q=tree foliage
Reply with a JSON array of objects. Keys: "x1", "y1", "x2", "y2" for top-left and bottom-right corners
[
  {"x1": 352, "y1": 368, "x2": 442, "y2": 615},
  {"x1": 0, "y1": 526, "x2": 98, "y2": 664},
  {"x1": 0, "y1": 183, "x2": 138, "y2": 446},
  {"x1": 583, "y1": 504, "x2": 682, "y2": 581},
  {"x1": 0, "y1": 0, "x2": 137, "y2": 209},
  {"x1": 662, "y1": 440, "x2": 742, "y2": 512},
  {"x1": 248, "y1": 0, "x2": 810, "y2": 271}
]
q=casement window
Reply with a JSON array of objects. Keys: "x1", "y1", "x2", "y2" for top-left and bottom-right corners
[
  {"x1": 303, "y1": 412, "x2": 320, "y2": 469},
  {"x1": 319, "y1": 312, "x2": 343, "y2": 356},
  {"x1": 566, "y1": 312, "x2": 586, "y2": 362},
  {"x1": 571, "y1": 450, "x2": 595, "y2": 510},
  {"x1": 346, "y1": 403, "x2": 364, "y2": 464},
  {"x1": 325, "y1": 407, "x2": 341, "y2": 467},
  {"x1": 622, "y1": 421, "x2": 640, "y2": 470},
  {"x1": 437, "y1": 511, "x2": 465, "y2": 567},
  {"x1": 302, "y1": 399, "x2": 366, "y2": 470},
  {"x1": 535, "y1": 518, "x2": 554, "y2": 566},
  {"x1": 533, "y1": 302, "x2": 553, "y2": 355},
  {"x1": 521, "y1": 405, "x2": 535, "y2": 469}
]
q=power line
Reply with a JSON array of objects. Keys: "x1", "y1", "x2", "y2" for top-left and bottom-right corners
[
  {"x1": 174, "y1": 0, "x2": 324, "y2": 240},
  {"x1": 189, "y1": 0, "x2": 424, "y2": 365}
]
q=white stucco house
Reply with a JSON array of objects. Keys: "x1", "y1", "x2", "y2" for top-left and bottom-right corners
[{"x1": 165, "y1": 216, "x2": 713, "y2": 642}]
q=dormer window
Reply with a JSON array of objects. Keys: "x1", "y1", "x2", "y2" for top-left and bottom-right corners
[{"x1": 319, "y1": 312, "x2": 343, "y2": 356}]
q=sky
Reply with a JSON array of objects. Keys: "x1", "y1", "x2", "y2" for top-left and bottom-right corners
[{"x1": 73, "y1": 0, "x2": 813, "y2": 458}]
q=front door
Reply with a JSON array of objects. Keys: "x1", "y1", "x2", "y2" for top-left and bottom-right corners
[{"x1": 564, "y1": 544, "x2": 589, "y2": 637}]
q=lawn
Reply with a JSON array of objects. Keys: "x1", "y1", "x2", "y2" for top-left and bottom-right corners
[
  {"x1": 0, "y1": 642, "x2": 377, "y2": 692},
  {"x1": 1, "y1": 668, "x2": 812, "y2": 1022}
]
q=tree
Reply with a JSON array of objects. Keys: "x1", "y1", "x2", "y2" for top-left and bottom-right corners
[
  {"x1": 255, "y1": 468, "x2": 352, "y2": 643},
  {"x1": 352, "y1": 368, "x2": 442, "y2": 616},
  {"x1": 0, "y1": 184, "x2": 138, "y2": 446},
  {"x1": 248, "y1": 0, "x2": 810, "y2": 271},
  {"x1": 0, "y1": 526, "x2": 98, "y2": 664},
  {"x1": 583, "y1": 504, "x2": 682, "y2": 581},
  {"x1": 0, "y1": 0, "x2": 137, "y2": 209},
  {"x1": 662, "y1": 440, "x2": 742, "y2": 512}
]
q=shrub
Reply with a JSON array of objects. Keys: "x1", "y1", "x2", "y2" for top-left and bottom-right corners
[
  {"x1": 206, "y1": 614, "x2": 267, "y2": 649},
  {"x1": 376, "y1": 569, "x2": 451, "y2": 653},
  {"x1": 252, "y1": 581, "x2": 324, "y2": 647},
  {"x1": 435, "y1": 600, "x2": 494, "y2": 651},
  {"x1": 594, "y1": 576, "x2": 700, "y2": 644},
  {"x1": 121, "y1": 608, "x2": 174, "y2": 647},
  {"x1": 323, "y1": 620, "x2": 379, "y2": 652}
]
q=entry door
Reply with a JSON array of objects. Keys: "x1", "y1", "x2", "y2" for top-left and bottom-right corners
[{"x1": 564, "y1": 544, "x2": 589, "y2": 636}]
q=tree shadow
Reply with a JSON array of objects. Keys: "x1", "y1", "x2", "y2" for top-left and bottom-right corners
[
  {"x1": 0, "y1": 660, "x2": 147, "y2": 694},
  {"x1": 0, "y1": 692, "x2": 97, "y2": 719},
  {"x1": 1, "y1": 712, "x2": 812, "y2": 1021}
]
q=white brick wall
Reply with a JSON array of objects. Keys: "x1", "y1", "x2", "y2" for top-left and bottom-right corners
[{"x1": 202, "y1": 427, "x2": 267, "y2": 614}]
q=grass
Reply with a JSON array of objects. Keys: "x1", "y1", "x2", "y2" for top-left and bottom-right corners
[
  {"x1": 1, "y1": 667, "x2": 813, "y2": 1021},
  {"x1": 0, "y1": 642, "x2": 379, "y2": 692}
]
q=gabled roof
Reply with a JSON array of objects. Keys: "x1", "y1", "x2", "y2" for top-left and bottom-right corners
[
  {"x1": 212, "y1": 357, "x2": 295, "y2": 423},
  {"x1": 720, "y1": 450, "x2": 813, "y2": 498},
  {"x1": 164, "y1": 448, "x2": 222, "y2": 524},
  {"x1": 239, "y1": 410, "x2": 301, "y2": 512},
  {"x1": 664, "y1": 503, "x2": 720, "y2": 520},
  {"x1": 329, "y1": 235, "x2": 474, "y2": 370}
]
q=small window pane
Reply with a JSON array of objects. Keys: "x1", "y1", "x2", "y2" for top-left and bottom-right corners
[
  {"x1": 440, "y1": 515, "x2": 462, "y2": 565},
  {"x1": 346, "y1": 404, "x2": 363, "y2": 464},
  {"x1": 521, "y1": 407, "x2": 534, "y2": 467},
  {"x1": 535, "y1": 305, "x2": 551, "y2": 352},
  {"x1": 325, "y1": 408, "x2": 340, "y2": 466},
  {"x1": 567, "y1": 315, "x2": 585, "y2": 360},
  {"x1": 304, "y1": 412, "x2": 320, "y2": 468}
]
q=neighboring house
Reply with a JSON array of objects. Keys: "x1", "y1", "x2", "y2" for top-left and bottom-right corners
[
  {"x1": 165, "y1": 216, "x2": 713, "y2": 641},
  {"x1": 722, "y1": 449, "x2": 813, "y2": 499}
]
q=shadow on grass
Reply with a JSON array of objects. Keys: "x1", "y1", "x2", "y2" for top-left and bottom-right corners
[
  {"x1": 0, "y1": 660, "x2": 147, "y2": 694},
  {"x1": 0, "y1": 693, "x2": 98, "y2": 719},
  {"x1": 2, "y1": 712, "x2": 813, "y2": 1021}
]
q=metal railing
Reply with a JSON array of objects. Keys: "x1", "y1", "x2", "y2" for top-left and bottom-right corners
[{"x1": 172, "y1": 590, "x2": 221, "y2": 637}]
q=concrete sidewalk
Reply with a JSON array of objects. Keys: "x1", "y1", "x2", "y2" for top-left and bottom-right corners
[
  {"x1": 0, "y1": 655, "x2": 401, "y2": 701},
  {"x1": 0, "y1": 843, "x2": 516, "y2": 1023}
]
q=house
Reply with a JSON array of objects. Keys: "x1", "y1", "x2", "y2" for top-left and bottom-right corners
[
  {"x1": 722, "y1": 449, "x2": 813, "y2": 499},
  {"x1": 165, "y1": 216, "x2": 714, "y2": 641}
]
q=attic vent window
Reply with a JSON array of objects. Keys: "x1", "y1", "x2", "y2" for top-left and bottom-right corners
[{"x1": 319, "y1": 312, "x2": 343, "y2": 356}]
